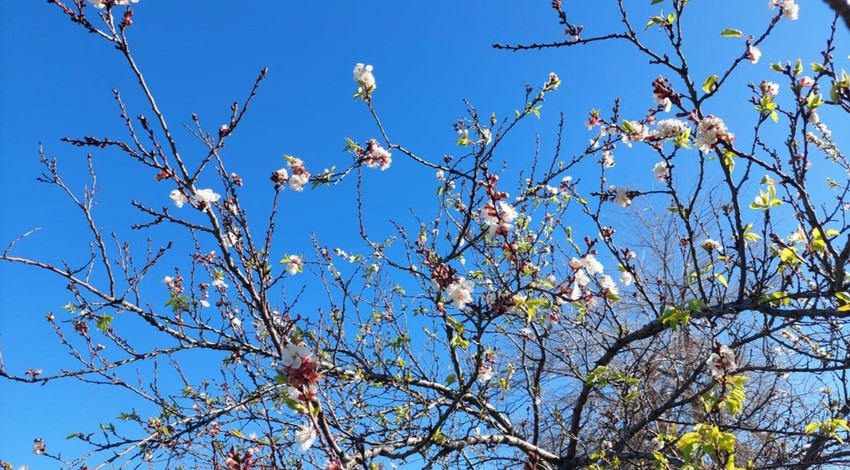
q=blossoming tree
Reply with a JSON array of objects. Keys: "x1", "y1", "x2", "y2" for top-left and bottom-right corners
[{"x1": 2, "y1": 0, "x2": 850, "y2": 469}]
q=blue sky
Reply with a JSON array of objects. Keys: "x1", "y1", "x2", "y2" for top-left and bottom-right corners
[{"x1": 0, "y1": 1, "x2": 844, "y2": 468}]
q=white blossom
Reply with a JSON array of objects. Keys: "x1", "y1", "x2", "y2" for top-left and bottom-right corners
[
  {"x1": 285, "y1": 255, "x2": 303, "y2": 275},
  {"x1": 480, "y1": 201, "x2": 518, "y2": 237},
  {"x1": 619, "y1": 270, "x2": 634, "y2": 286},
  {"x1": 281, "y1": 343, "x2": 313, "y2": 370},
  {"x1": 706, "y1": 344, "x2": 737, "y2": 378},
  {"x1": 353, "y1": 63, "x2": 376, "y2": 91},
  {"x1": 599, "y1": 274, "x2": 618, "y2": 296},
  {"x1": 770, "y1": 0, "x2": 799, "y2": 20},
  {"x1": 289, "y1": 173, "x2": 309, "y2": 191},
  {"x1": 478, "y1": 364, "x2": 494, "y2": 382},
  {"x1": 653, "y1": 161, "x2": 670, "y2": 182},
  {"x1": 655, "y1": 118, "x2": 689, "y2": 141},
  {"x1": 615, "y1": 186, "x2": 632, "y2": 208},
  {"x1": 169, "y1": 189, "x2": 188, "y2": 208},
  {"x1": 446, "y1": 277, "x2": 474, "y2": 308},
  {"x1": 89, "y1": 0, "x2": 139, "y2": 8},
  {"x1": 294, "y1": 423, "x2": 316, "y2": 452},
  {"x1": 581, "y1": 255, "x2": 604, "y2": 276},
  {"x1": 746, "y1": 45, "x2": 762, "y2": 64},
  {"x1": 192, "y1": 189, "x2": 221, "y2": 206}
]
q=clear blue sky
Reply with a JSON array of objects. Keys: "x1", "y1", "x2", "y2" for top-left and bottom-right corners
[{"x1": 0, "y1": 1, "x2": 843, "y2": 468}]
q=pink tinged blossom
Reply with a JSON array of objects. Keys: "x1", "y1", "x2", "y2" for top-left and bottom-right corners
[
  {"x1": 653, "y1": 161, "x2": 670, "y2": 182},
  {"x1": 746, "y1": 45, "x2": 762, "y2": 64},
  {"x1": 285, "y1": 255, "x2": 303, "y2": 275},
  {"x1": 353, "y1": 63, "x2": 376, "y2": 91},
  {"x1": 569, "y1": 258, "x2": 583, "y2": 270},
  {"x1": 289, "y1": 174, "x2": 309, "y2": 191},
  {"x1": 706, "y1": 344, "x2": 737, "y2": 379},
  {"x1": 169, "y1": 189, "x2": 188, "y2": 208},
  {"x1": 798, "y1": 76, "x2": 815, "y2": 88},
  {"x1": 480, "y1": 201, "x2": 518, "y2": 237},
  {"x1": 478, "y1": 364, "x2": 494, "y2": 382},
  {"x1": 212, "y1": 278, "x2": 228, "y2": 290},
  {"x1": 362, "y1": 139, "x2": 392, "y2": 170},
  {"x1": 281, "y1": 343, "x2": 313, "y2": 370},
  {"x1": 445, "y1": 277, "x2": 474, "y2": 308},
  {"x1": 294, "y1": 423, "x2": 316, "y2": 452},
  {"x1": 694, "y1": 115, "x2": 734, "y2": 152},
  {"x1": 271, "y1": 168, "x2": 289, "y2": 188}
]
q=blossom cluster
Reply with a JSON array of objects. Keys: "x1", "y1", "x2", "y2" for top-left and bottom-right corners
[
  {"x1": 271, "y1": 157, "x2": 311, "y2": 191},
  {"x1": 360, "y1": 139, "x2": 392, "y2": 170},
  {"x1": 770, "y1": 0, "x2": 799, "y2": 21},
  {"x1": 694, "y1": 115, "x2": 734, "y2": 152},
  {"x1": 445, "y1": 277, "x2": 474, "y2": 308},
  {"x1": 479, "y1": 201, "x2": 518, "y2": 237},
  {"x1": 281, "y1": 342, "x2": 319, "y2": 388},
  {"x1": 706, "y1": 344, "x2": 737, "y2": 379},
  {"x1": 88, "y1": 0, "x2": 138, "y2": 8},
  {"x1": 169, "y1": 188, "x2": 221, "y2": 209}
]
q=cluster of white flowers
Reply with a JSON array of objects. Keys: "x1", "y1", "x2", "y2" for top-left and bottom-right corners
[
  {"x1": 192, "y1": 188, "x2": 221, "y2": 206},
  {"x1": 445, "y1": 277, "x2": 474, "y2": 308},
  {"x1": 362, "y1": 139, "x2": 392, "y2": 170},
  {"x1": 770, "y1": 0, "x2": 799, "y2": 20},
  {"x1": 655, "y1": 118, "x2": 689, "y2": 141},
  {"x1": 281, "y1": 343, "x2": 313, "y2": 370},
  {"x1": 285, "y1": 255, "x2": 303, "y2": 275},
  {"x1": 89, "y1": 0, "x2": 138, "y2": 8},
  {"x1": 353, "y1": 63, "x2": 376, "y2": 91},
  {"x1": 294, "y1": 423, "x2": 316, "y2": 452},
  {"x1": 653, "y1": 161, "x2": 670, "y2": 182},
  {"x1": 694, "y1": 115, "x2": 734, "y2": 152},
  {"x1": 706, "y1": 344, "x2": 737, "y2": 379},
  {"x1": 291, "y1": 160, "x2": 311, "y2": 191},
  {"x1": 479, "y1": 201, "x2": 518, "y2": 237},
  {"x1": 700, "y1": 238, "x2": 724, "y2": 253},
  {"x1": 746, "y1": 44, "x2": 762, "y2": 64},
  {"x1": 169, "y1": 188, "x2": 221, "y2": 209}
]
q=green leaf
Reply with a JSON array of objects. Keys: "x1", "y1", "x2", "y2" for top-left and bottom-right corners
[
  {"x1": 702, "y1": 74, "x2": 718, "y2": 94},
  {"x1": 720, "y1": 28, "x2": 743, "y2": 38},
  {"x1": 96, "y1": 314, "x2": 113, "y2": 333},
  {"x1": 651, "y1": 0, "x2": 664, "y2": 4},
  {"x1": 445, "y1": 374, "x2": 457, "y2": 387}
]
